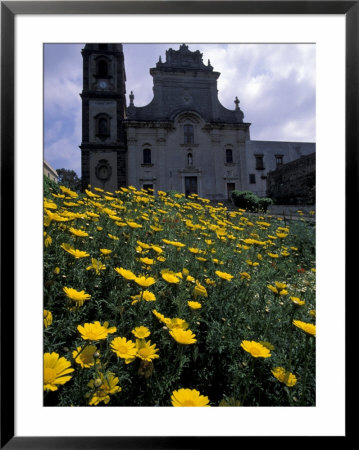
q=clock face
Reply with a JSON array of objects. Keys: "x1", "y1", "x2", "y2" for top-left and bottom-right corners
[{"x1": 99, "y1": 80, "x2": 107, "y2": 89}]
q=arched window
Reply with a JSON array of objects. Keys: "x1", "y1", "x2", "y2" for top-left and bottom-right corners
[
  {"x1": 226, "y1": 149, "x2": 233, "y2": 163},
  {"x1": 143, "y1": 148, "x2": 152, "y2": 165},
  {"x1": 96, "y1": 115, "x2": 110, "y2": 138},
  {"x1": 184, "y1": 124, "x2": 194, "y2": 144},
  {"x1": 98, "y1": 60, "x2": 108, "y2": 77},
  {"x1": 98, "y1": 118, "x2": 108, "y2": 135}
]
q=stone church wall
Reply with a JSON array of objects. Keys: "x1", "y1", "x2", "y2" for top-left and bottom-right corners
[
  {"x1": 80, "y1": 43, "x2": 315, "y2": 200},
  {"x1": 126, "y1": 116, "x2": 250, "y2": 200}
]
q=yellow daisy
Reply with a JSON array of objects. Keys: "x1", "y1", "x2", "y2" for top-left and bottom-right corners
[
  {"x1": 171, "y1": 388, "x2": 210, "y2": 407},
  {"x1": 162, "y1": 272, "x2": 180, "y2": 284},
  {"x1": 100, "y1": 248, "x2": 112, "y2": 256},
  {"x1": 63, "y1": 287, "x2": 91, "y2": 307},
  {"x1": 78, "y1": 321, "x2": 117, "y2": 341},
  {"x1": 165, "y1": 318, "x2": 189, "y2": 330},
  {"x1": 193, "y1": 282, "x2": 208, "y2": 298},
  {"x1": 187, "y1": 301, "x2": 202, "y2": 310},
  {"x1": 44, "y1": 352, "x2": 74, "y2": 391},
  {"x1": 61, "y1": 243, "x2": 90, "y2": 259},
  {"x1": 142, "y1": 290, "x2": 156, "y2": 302},
  {"x1": 134, "y1": 275, "x2": 156, "y2": 288},
  {"x1": 86, "y1": 258, "x2": 106, "y2": 275},
  {"x1": 152, "y1": 309, "x2": 167, "y2": 323},
  {"x1": 72, "y1": 345, "x2": 98, "y2": 368},
  {"x1": 271, "y1": 367, "x2": 297, "y2": 387},
  {"x1": 69, "y1": 227, "x2": 89, "y2": 237},
  {"x1": 240, "y1": 272, "x2": 251, "y2": 281},
  {"x1": 43, "y1": 310, "x2": 53, "y2": 328},
  {"x1": 293, "y1": 320, "x2": 316, "y2": 336},
  {"x1": 241, "y1": 340, "x2": 272, "y2": 358},
  {"x1": 88, "y1": 372, "x2": 121, "y2": 405},
  {"x1": 114, "y1": 267, "x2": 136, "y2": 280},
  {"x1": 132, "y1": 326, "x2": 151, "y2": 339},
  {"x1": 290, "y1": 296, "x2": 305, "y2": 306},
  {"x1": 215, "y1": 270, "x2": 234, "y2": 281},
  {"x1": 169, "y1": 328, "x2": 197, "y2": 345},
  {"x1": 140, "y1": 257, "x2": 154, "y2": 265},
  {"x1": 267, "y1": 281, "x2": 288, "y2": 296},
  {"x1": 110, "y1": 337, "x2": 137, "y2": 362},
  {"x1": 135, "y1": 339, "x2": 159, "y2": 361}
]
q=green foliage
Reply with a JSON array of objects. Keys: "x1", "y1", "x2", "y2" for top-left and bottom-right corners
[
  {"x1": 44, "y1": 175, "x2": 60, "y2": 198},
  {"x1": 231, "y1": 190, "x2": 259, "y2": 211},
  {"x1": 56, "y1": 168, "x2": 81, "y2": 192},
  {"x1": 232, "y1": 191, "x2": 273, "y2": 213},
  {"x1": 43, "y1": 185, "x2": 316, "y2": 407},
  {"x1": 258, "y1": 197, "x2": 273, "y2": 212},
  {"x1": 231, "y1": 190, "x2": 272, "y2": 212}
]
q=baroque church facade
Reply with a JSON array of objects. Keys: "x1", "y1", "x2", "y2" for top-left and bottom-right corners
[{"x1": 80, "y1": 43, "x2": 315, "y2": 200}]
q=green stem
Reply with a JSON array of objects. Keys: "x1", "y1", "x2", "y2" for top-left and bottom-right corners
[
  {"x1": 240, "y1": 357, "x2": 254, "y2": 406},
  {"x1": 263, "y1": 302, "x2": 274, "y2": 338},
  {"x1": 241, "y1": 284, "x2": 251, "y2": 305},
  {"x1": 284, "y1": 386, "x2": 294, "y2": 406},
  {"x1": 287, "y1": 307, "x2": 297, "y2": 373},
  {"x1": 135, "y1": 289, "x2": 145, "y2": 324},
  {"x1": 300, "y1": 334, "x2": 311, "y2": 405},
  {"x1": 71, "y1": 341, "x2": 90, "y2": 362},
  {"x1": 79, "y1": 368, "x2": 86, "y2": 403},
  {"x1": 175, "y1": 344, "x2": 185, "y2": 380}
]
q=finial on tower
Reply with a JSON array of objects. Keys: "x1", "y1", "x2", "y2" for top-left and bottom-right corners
[
  {"x1": 234, "y1": 96, "x2": 240, "y2": 110},
  {"x1": 129, "y1": 91, "x2": 134, "y2": 105}
]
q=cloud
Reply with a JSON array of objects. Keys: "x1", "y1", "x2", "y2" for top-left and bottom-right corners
[
  {"x1": 44, "y1": 43, "x2": 315, "y2": 175},
  {"x1": 46, "y1": 133, "x2": 81, "y2": 174},
  {"x1": 197, "y1": 44, "x2": 316, "y2": 136},
  {"x1": 44, "y1": 44, "x2": 83, "y2": 174}
]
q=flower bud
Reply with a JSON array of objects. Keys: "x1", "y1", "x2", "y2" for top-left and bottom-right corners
[{"x1": 94, "y1": 378, "x2": 102, "y2": 387}]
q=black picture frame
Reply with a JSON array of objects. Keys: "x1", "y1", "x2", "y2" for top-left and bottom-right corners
[{"x1": 1, "y1": 1, "x2": 355, "y2": 447}]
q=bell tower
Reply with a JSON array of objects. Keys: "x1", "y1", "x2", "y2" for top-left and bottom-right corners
[{"x1": 80, "y1": 44, "x2": 127, "y2": 191}]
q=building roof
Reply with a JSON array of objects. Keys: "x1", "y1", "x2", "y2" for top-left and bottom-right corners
[{"x1": 126, "y1": 44, "x2": 245, "y2": 124}]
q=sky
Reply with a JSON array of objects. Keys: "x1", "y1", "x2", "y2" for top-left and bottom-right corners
[{"x1": 44, "y1": 43, "x2": 316, "y2": 176}]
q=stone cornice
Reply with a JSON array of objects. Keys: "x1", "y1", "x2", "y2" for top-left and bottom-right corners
[
  {"x1": 82, "y1": 49, "x2": 123, "y2": 57},
  {"x1": 124, "y1": 120, "x2": 250, "y2": 130},
  {"x1": 80, "y1": 92, "x2": 123, "y2": 99},
  {"x1": 124, "y1": 121, "x2": 175, "y2": 129},
  {"x1": 203, "y1": 122, "x2": 251, "y2": 130},
  {"x1": 80, "y1": 144, "x2": 126, "y2": 151}
]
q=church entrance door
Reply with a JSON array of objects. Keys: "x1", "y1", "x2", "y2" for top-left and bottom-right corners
[
  {"x1": 227, "y1": 183, "x2": 235, "y2": 200},
  {"x1": 185, "y1": 176, "x2": 198, "y2": 197}
]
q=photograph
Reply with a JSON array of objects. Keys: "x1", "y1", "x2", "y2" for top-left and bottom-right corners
[
  {"x1": 1, "y1": 1, "x2": 353, "y2": 444},
  {"x1": 43, "y1": 42, "x2": 316, "y2": 407}
]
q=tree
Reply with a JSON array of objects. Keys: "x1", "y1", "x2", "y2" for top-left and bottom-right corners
[{"x1": 56, "y1": 168, "x2": 82, "y2": 192}]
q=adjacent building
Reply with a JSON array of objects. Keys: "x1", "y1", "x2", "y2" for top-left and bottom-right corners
[
  {"x1": 80, "y1": 43, "x2": 315, "y2": 200},
  {"x1": 44, "y1": 160, "x2": 59, "y2": 183},
  {"x1": 266, "y1": 152, "x2": 316, "y2": 204}
]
